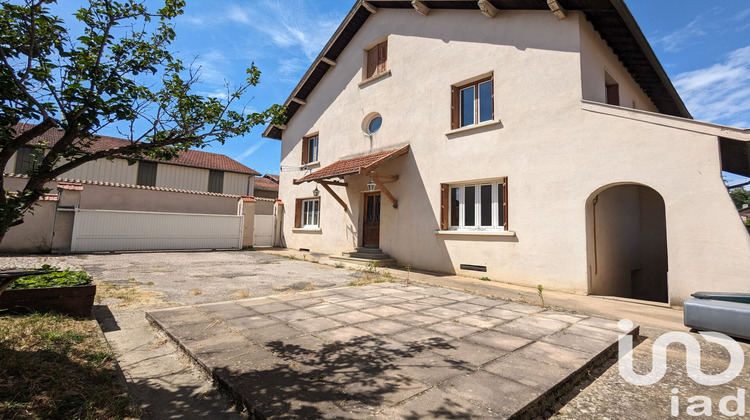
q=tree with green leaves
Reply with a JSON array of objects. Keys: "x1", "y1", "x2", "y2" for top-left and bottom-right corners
[
  {"x1": 0, "y1": 0, "x2": 285, "y2": 246},
  {"x1": 729, "y1": 187, "x2": 750, "y2": 210}
]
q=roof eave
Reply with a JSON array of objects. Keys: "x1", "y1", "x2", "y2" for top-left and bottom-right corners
[
  {"x1": 262, "y1": 0, "x2": 368, "y2": 141},
  {"x1": 608, "y1": 0, "x2": 691, "y2": 119}
]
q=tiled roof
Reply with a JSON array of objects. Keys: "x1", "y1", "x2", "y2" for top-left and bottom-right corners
[
  {"x1": 14, "y1": 123, "x2": 260, "y2": 175},
  {"x1": 294, "y1": 146, "x2": 408, "y2": 184},
  {"x1": 254, "y1": 176, "x2": 279, "y2": 192}
]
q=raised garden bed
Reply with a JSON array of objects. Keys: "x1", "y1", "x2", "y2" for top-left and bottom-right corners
[{"x1": 0, "y1": 267, "x2": 96, "y2": 317}]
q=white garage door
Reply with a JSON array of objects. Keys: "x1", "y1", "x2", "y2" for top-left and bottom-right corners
[
  {"x1": 253, "y1": 214, "x2": 275, "y2": 247},
  {"x1": 70, "y1": 209, "x2": 243, "y2": 252}
]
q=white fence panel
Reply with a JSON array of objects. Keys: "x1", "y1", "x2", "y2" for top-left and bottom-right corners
[
  {"x1": 70, "y1": 209, "x2": 243, "y2": 252},
  {"x1": 253, "y1": 214, "x2": 275, "y2": 247}
]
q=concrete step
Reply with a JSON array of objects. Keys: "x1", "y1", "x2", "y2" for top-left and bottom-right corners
[
  {"x1": 329, "y1": 255, "x2": 397, "y2": 268},
  {"x1": 355, "y1": 247, "x2": 384, "y2": 254},
  {"x1": 342, "y1": 252, "x2": 393, "y2": 260}
]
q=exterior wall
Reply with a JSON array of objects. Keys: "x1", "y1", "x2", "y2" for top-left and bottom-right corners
[
  {"x1": 155, "y1": 163, "x2": 208, "y2": 191},
  {"x1": 78, "y1": 183, "x2": 239, "y2": 215},
  {"x1": 0, "y1": 200, "x2": 56, "y2": 253},
  {"x1": 256, "y1": 200, "x2": 275, "y2": 216},
  {"x1": 277, "y1": 9, "x2": 750, "y2": 304},
  {"x1": 63, "y1": 158, "x2": 138, "y2": 184},
  {"x1": 224, "y1": 172, "x2": 251, "y2": 196},
  {"x1": 254, "y1": 189, "x2": 278, "y2": 199},
  {"x1": 579, "y1": 15, "x2": 657, "y2": 111},
  {"x1": 4, "y1": 154, "x2": 16, "y2": 174}
]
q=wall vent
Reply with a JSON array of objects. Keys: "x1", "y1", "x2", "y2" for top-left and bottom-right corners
[
  {"x1": 460, "y1": 264, "x2": 487, "y2": 272},
  {"x1": 299, "y1": 248, "x2": 310, "y2": 252}
]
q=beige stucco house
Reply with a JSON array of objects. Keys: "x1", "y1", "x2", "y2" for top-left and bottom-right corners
[{"x1": 264, "y1": 0, "x2": 750, "y2": 305}]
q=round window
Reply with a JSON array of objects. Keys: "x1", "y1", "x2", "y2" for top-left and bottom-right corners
[{"x1": 365, "y1": 115, "x2": 382, "y2": 134}]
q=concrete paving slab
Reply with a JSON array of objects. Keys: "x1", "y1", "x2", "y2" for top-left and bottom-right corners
[
  {"x1": 493, "y1": 316, "x2": 571, "y2": 340},
  {"x1": 148, "y1": 283, "x2": 636, "y2": 419},
  {"x1": 357, "y1": 319, "x2": 411, "y2": 335}
]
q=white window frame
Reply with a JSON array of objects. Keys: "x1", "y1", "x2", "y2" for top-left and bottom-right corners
[
  {"x1": 449, "y1": 180, "x2": 505, "y2": 231},
  {"x1": 301, "y1": 198, "x2": 320, "y2": 228},
  {"x1": 459, "y1": 79, "x2": 493, "y2": 128},
  {"x1": 307, "y1": 135, "x2": 319, "y2": 164}
]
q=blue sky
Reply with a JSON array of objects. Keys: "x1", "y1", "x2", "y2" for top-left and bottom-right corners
[{"x1": 59, "y1": 0, "x2": 750, "y2": 184}]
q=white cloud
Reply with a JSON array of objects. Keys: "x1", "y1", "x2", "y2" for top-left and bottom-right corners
[
  {"x1": 235, "y1": 139, "x2": 270, "y2": 161},
  {"x1": 674, "y1": 45, "x2": 750, "y2": 127},
  {"x1": 227, "y1": 1, "x2": 340, "y2": 61},
  {"x1": 654, "y1": 19, "x2": 706, "y2": 53}
]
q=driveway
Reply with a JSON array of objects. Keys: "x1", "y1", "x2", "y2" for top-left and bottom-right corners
[{"x1": 0, "y1": 250, "x2": 368, "y2": 419}]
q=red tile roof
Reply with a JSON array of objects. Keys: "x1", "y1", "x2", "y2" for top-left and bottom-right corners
[
  {"x1": 254, "y1": 176, "x2": 279, "y2": 192},
  {"x1": 14, "y1": 123, "x2": 259, "y2": 175},
  {"x1": 294, "y1": 146, "x2": 409, "y2": 184}
]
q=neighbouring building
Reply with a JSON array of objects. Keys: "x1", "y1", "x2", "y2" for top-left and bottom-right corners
[
  {"x1": 6, "y1": 123, "x2": 258, "y2": 196},
  {"x1": 264, "y1": 0, "x2": 750, "y2": 305},
  {"x1": 254, "y1": 174, "x2": 280, "y2": 199},
  {"x1": 3, "y1": 124, "x2": 283, "y2": 253}
]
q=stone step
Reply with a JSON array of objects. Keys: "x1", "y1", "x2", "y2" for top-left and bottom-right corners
[
  {"x1": 355, "y1": 247, "x2": 383, "y2": 254},
  {"x1": 342, "y1": 252, "x2": 393, "y2": 260},
  {"x1": 329, "y1": 255, "x2": 397, "y2": 268}
]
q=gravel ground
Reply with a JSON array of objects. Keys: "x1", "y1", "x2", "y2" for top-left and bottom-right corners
[{"x1": 0, "y1": 249, "x2": 366, "y2": 307}]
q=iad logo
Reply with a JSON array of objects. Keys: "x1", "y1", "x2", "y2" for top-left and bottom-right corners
[
  {"x1": 617, "y1": 319, "x2": 745, "y2": 386},
  {"x1": 617, "y1": 319, "x2": 747, "y2": 417}
]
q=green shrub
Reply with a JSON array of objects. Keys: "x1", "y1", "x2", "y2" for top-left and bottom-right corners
[{"x1": 9, "y1": 265, "x2": 92, "y2": 290}]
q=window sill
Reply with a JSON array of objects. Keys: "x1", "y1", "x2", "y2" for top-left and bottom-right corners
[
  {"x1": 359, "y1": 70, "x2": 392, "y2": 88},
  {"x1": 302, "y1": 161, "x2": 320, "y2": 169},
  {"x1": 445, "y1": 120, "x2": 502, "y2": 136},
  {"x1": 293, "y1": 228, "x2": 322, "y2": 233},
  {"x1": 435, "y1": 230, "x2": 516, "y2": 237}
]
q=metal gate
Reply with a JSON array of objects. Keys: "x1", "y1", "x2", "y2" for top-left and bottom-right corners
[
  {"x1": 253, "y1": 214, "x2": 275, "y2": 247},
  {"x1": 70, "y1": 209, "x2": 243, "y2": 252}
]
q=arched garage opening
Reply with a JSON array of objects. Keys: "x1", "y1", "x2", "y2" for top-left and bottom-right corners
[{"x1": 586, "y1": 184, "x2": 668, "y2": 303}]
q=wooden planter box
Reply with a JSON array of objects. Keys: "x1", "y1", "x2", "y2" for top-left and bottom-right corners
[{"x1": 0, "y1": 284, "x2": 96, "y2": 317}]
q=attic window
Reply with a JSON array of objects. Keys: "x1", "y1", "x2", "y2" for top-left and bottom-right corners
[
  {"x1": 208, "y1": 170, "x2": 224, "y2": 193},
  {"x1": 14, "y1": 147, "x2": 44, "y2": 175},
  {"x1": 137, "y1": 161, "x2": 157, "y2": 187},
  {"x1": 365, "y1": 39, "x2": 388, "y2": 80},
  {"x1": 605, "y1": 71, "x2": 619, "y2": 106}
]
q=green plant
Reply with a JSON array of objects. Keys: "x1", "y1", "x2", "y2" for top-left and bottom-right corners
[
  {"x1": 334, "y1": 262, "x2": 345, "y2": 268},
  {"x1": 480, "y1": 276, "x2": 490, "y2": 281},
  {"x1": 405, "y1": 264, "x2": 412, "y2": 285},
  {"x1": 537, "y1": 284, "x2": 545, "y2": 307},
  {"x1": 10, "y1": 267, "x2": 92, "y2": 290},
  {"x1": 745, "y1": 218, "x2": 750, "y2": 227},
  {"x1": 382, "y1": 269, "x2": 392, "y2": 278}
]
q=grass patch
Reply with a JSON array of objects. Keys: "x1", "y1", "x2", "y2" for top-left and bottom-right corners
[
  {"x1": 347, "y1": 272, "x2": 395, "y2": 287},
  {"x1": 480, "y1": 277, "x2": 491, "y2": 281},
  {"x1": 231, "y1": 289, "x2": 251, "y2": 299},
  {"x1": 94, "y1": 282, "x2": 163, "y2": 308},
  {"x1": 0, "y1": 312, "x2": 138, "y2": 419}
]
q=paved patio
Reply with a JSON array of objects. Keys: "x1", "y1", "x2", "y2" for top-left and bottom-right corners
[{"x1": 147, "y1": 282, "x2": 637, "y2": 419}]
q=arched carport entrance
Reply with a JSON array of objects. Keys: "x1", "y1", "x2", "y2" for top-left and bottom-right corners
[{"x1": 586, "y1": 184, "x2": 668, "y2": 303}]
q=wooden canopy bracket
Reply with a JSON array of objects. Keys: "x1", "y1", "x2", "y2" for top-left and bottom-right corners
[
  {"x1": 370, "y1": 176, "x2": 398, "y2": 208},
  {"x1": 411, "y1": 0, "x2": 430, "y2": 16},
  {"x1": 318, "y1": 181, "x2": 348, "y2": 212},
  {"x1": 478, "y1": 0, "x2": 498, "y2": 18},
  {"x1": 547, "y1": 0, "x2": 567, "y2": 19}
]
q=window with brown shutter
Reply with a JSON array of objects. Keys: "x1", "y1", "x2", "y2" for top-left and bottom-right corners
[
  {"x1": 451, "y1": 74, "x2": 494, "y2": 129},
  {"x1": 294, "y1": 199, "x2": 302, "y2": 228},
  {"x1": 440, "y1": 184, "x2": 449, "y2": 230},
  {"x1": 604, "y1": 70, "x2": 619, "y2": 106},
  {"x1": 301, "y1": 134, "x2": 319, "y2": 165},
  {"x1": 365, "y1": 40, "x2": 388, "y2": 80}
]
